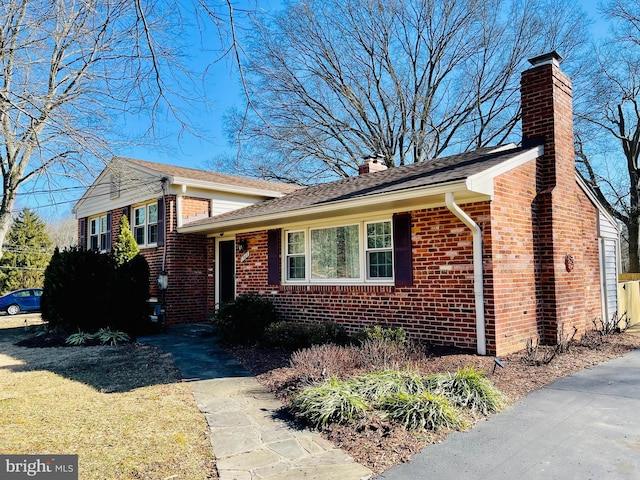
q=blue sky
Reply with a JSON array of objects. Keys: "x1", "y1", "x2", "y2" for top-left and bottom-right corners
[{"x1": 16, "y1": 0, "x2": 608, "y2": 222}]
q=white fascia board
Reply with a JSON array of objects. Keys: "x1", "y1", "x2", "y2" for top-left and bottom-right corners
[
  {"x1": 172, "y1": 177, "x2": 289, "y2": 198},
  {"x1": 465, "y1": 145, "x2": 543, "y2": 196},
  {"x1": 178, "y1": 180, "x2": 473, "y2": 235}
]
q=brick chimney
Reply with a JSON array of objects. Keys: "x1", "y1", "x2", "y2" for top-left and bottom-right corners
[
  {"x1": 358, "y1": 154, "x2": 388, "y2": 175},
  {"x1": 521, "y1": 51, "x2": 583, "y2": 344}
]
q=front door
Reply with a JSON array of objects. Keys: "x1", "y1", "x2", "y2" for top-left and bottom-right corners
[{"x1": 218, "y1": 240, "x2": 235, "y2": 305}]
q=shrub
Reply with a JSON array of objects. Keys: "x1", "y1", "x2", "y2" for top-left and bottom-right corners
[
  {"x1": 431, "y1": 367, "x2": 506, "y2": 415},
  {"x1": 289, "y1": 344, "x2": 362, "y2": 383},
  {"x1": 380, "y1": 391, "x2": 464, "y2": 431},
  {"x1": 94, "y1": 328, "x2": 131, "y2": 346},
  {"x1": 291, "y1": 377, "x2": 370, "y2": 428},
  {"x1": 355, "y1": 324, "x2": 407, "y2": 345},
  {"x1": 591, "y1": 312, "x2": 631, "y2": 336},
  {"x1": 41, "y1": 247, "x2": 151, "y2": 336},
  {"x1": 214, "y1": 293, "x2": 278, "y2": 344},
  {"x1": 42, "y1": 247, "x2": 113, "y2": 332},
  {"x1": 350, "y1": 370, "x2": 426, "y2": 402},
  {"x1": 358, "y1": 338, "x2": 417, "y2": 370},
  {"x1": 65, "y1": 331, "x2": 96, "y2": 346},
  {"x1": 107, "y1": 254, "x2": 151, "y2": 335},
  {"x1": 263, "y1": 321, "x2": 349, "y2": 349}
]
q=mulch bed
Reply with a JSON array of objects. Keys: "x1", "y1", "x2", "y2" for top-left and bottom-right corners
[{"x1": 227, "y1": 332, "x2": 640, "y2": 474}]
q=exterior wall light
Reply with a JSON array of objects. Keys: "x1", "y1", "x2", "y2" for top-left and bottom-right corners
[
  {"x1": 237, "y1": 239, "x2": 248, "y2": 253},
  {"x1": 157, "y1": 271, "x2": 169, "y2": 290}
]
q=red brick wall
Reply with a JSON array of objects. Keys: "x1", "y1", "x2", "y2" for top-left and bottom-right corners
[
  {"x1": 521, "y1": 58, "x2": 602, "y2": 346},
  {"x1": 235, "y1": 206, "x2": 492, "y2": 353},
  {"x1": 182, "y1": 196, "x2": 210, "y2": 222},
  {"x1": 146, "y1": 195, "x2": 209, "y2": 323},
  {"x1": 78, "y1": 195, "x2": 211, "y2": 324}
]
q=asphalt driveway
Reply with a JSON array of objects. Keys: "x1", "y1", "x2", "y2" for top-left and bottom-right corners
[{"x1": 376, "y1": 348, "x2": 640, "y2": 480}]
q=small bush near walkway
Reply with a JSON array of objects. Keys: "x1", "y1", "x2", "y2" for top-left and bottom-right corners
[{"x1": 213, "y1": 293, "x2": 279, "y2": 344}]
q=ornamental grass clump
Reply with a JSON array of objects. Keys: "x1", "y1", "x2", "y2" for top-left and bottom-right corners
[
  {"x1": 290, "y1": 377, "x2": 369, "y2": 428},
  {"x1": 94, "y1": 328, "x2": 131, "y2": 346},
  {"x1": 380, "y1": 391, "x2": 464, "y2": 431},
  {"x1": 434, "y1": 366, "x2": 506, "y2": 415},
  {"x1": 65, "y1": 331, "x2": 96, "y2": 346},
  {"x1": 350, "y1": 370, "x2": 426, "y2": 403}
]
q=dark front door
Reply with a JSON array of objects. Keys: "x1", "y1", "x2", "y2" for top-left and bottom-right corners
[{"x1": 219, "y1": 240, "x2": 235, "y2": 305}]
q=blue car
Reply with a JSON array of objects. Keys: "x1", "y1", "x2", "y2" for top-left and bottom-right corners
[{"x1": 0, "y1": 288, "x2": 43, "y2": 315}]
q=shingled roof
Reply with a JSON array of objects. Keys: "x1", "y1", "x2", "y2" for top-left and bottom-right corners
[
  {"x1": 122, "y1": 157, "x2": 300, "y2": 194},
  {"x1": 180, "y1": 143, "x2": 542, "y2": 233}
]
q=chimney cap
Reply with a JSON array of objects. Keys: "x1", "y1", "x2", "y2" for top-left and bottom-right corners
[{"x1": 528, "y1": 51, "x2": 563, "y2": 68}]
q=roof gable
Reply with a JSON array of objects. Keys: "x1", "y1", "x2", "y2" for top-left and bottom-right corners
[
  {"x1": 121, "y1": 157, "x2": 299, "y2": 194},
  {"x1": 73, "y1": 156, "x2": 300, "y2": 216}
]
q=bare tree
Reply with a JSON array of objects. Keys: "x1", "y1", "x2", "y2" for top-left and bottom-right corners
[
  {"x1": 575, "y1": 0, "x2": 640, "y2": 271},
  {"x1": 46, "y1": 216, "x2": 79, "y2": 250},
  {"x1": 226, "y1": 0, "x2": 590, "y2": 183},
  {"x1": 0, "y1": 0, "x2": 250, "y2": 258}
]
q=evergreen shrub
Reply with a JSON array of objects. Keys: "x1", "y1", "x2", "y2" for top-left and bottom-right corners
[
  {"x1": 41, "y1": 246, "x2": 150, "y2": 335},
  {"x1": 263, "y1": 321, "x2": 349, "y2": 349},
  {"x1": 214, "y1": 293, "x2": 278, "y2": 344}
]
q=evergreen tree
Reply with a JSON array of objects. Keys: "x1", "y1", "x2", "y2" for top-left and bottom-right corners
[
  {"x1": 0, "y1": 208, "x2": 54, "y2": 292},
  {"x1": 112, "y1": 215, "x2": 139, "y2": 266}
]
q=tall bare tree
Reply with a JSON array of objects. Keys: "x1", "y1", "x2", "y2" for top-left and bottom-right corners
[
  {"x1": 226, "y1": 0, "x2": 589, "y2": 183},
  {"x1": 575, "y1": 0, "x2": 640, "y2": 272},
  {"x1": 0, "y1": 0, "x2": 250, "y2": 258}
]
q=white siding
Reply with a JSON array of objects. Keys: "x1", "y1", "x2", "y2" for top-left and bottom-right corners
[
  {"x1": 75, "y1": 164, "x2": 164, "y2": 218},
  {"x1": 598, "y1": 211, "x2": 619, "y2": 321},
  {"x1": 212, "y1": 193, "x2": 265, "y2": 217}
]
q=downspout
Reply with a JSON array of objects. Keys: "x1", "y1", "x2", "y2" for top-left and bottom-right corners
[
  {"x1": 176, "y1": 184, "x2": 186, "y2": 228},
  {"x1": 160, "y1": 177, "x2": 169, "y2": 274},
  {"x1": 445, "y1": 192, "x2": 487, "y2": 356}
]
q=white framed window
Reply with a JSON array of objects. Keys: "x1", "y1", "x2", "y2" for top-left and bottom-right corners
[
  {"x1": 284, "y1": 220, "x2": 393, "y2": 284},
  {"x1": 286, "y1": 230, "x2": 306, "y2": 280},
  {"x1": 311, "y1": 224, "x2": 360, "y2": 280},
  {"x1": 133, "y1": 202, "x2": 158, "y2": 247},
  {"x1": 366, "y1": 221, "x2": 393, "y2": 279},
  {"x1": 89, "y1": 215, "x2": 108, "y2": 251}
]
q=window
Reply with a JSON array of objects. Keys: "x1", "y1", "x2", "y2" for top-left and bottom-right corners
[
  {"x1": 283, "y1": 220, "x2": 393, "y2": 283},
  {"x1": 286, "y1": 231, "x2": 306, "y2": 280},
  {"x1": 89, "y1": 215, "x2": 108, "y2": 251},
  {"x1": 311, "y1": 224, "x2": 360, "y2": 280},
  {"x1": 134, "y1": 203, "x2": 158, "y2": 246},
  {"x1": 366, "y1": 221, "x2": 393, "y2": 279}
]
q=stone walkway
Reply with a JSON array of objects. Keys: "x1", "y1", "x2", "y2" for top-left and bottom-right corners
[{"x1": 138, "y1": 323, "x2": 372, "y2": 480}]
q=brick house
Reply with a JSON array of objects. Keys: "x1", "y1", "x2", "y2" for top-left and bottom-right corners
[
  {"x1": 72, "y1": 157, "x2": 299, "y2": 323},
  {"x1": 76, "y1": 52, "x2": 620, "y2": 356}
]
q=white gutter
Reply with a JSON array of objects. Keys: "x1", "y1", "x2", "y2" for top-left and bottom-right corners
[
  {"x1": 179, "y1": 180, "x2": 472, "y2": 234},
  {"x1": 445, "y1": 192, "x2": 487, "y2": 356}
]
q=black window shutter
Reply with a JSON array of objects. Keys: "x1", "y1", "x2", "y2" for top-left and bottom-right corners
[
  {"x1": 267, "y1": 229, "x2": 281, "y2": 285},
  {"x1": 79, "y1": 217, "x2": 87, "y2": 249},
  {"x1": 106, "y1": 212, "x2": 112, "y2": 251},
  {"x1": 393, "y1": 213, "x2": 413, "y2": 286},
  {"x1": 157, "y1": 197, "x2": 165, "y2": 247}
]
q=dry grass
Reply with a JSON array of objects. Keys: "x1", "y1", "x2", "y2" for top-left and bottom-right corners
[{"x1": 0, "y1": 314, "x2": 216, "y2": 480}]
